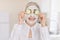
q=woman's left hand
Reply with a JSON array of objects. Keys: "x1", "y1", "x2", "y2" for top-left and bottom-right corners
[{"x1": 38, "y1": 13, "x2": 46, "y2": 26}]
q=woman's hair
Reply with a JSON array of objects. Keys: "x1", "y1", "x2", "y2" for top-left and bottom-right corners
[{"x1": 25, "y1": 2, "x2": 40, "y2": 12}]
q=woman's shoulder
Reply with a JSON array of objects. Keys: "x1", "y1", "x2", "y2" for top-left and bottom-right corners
[
  {"x1": 13, "y1": 23, "x2": 23, "y2": 29},
  {"x1": 14, "y1": 23, "x2": 23, "y2": 27},
  {"x1": 36, "y1": 23, "x2": 48, "y2": 29}
]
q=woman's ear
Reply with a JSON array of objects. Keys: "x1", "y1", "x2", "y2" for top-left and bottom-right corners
[
  {"x1": 37, "y1": 13, "x2": 41, "y2": 23},
  {"x1": 38, "y1": 18, "x2": 41, "y2": 23}
]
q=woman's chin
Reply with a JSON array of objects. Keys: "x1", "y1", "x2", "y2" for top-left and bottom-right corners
[{"x1": 27, "y1": 20, "x2": 36, "y2": 24}]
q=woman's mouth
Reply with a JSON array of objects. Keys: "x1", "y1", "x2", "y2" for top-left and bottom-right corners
[{"x1": 28, "y1": 17, "x2": 36, "y2": 21}]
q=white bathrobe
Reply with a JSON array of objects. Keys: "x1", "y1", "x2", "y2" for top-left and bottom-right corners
[{"x1": 9, "y1": 22, "x2": 50, "y2": 40}]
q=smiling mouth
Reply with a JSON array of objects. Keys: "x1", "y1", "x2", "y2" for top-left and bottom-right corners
[{"x1": 28, "y1": 17, "x2": 36, "y2": 21}]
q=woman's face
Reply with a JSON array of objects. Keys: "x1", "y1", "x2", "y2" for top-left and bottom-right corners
[{"x1": 25, "y1": 5, "x2": 40, "y2": 24}]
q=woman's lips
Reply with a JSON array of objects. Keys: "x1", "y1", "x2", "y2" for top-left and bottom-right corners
[{"x1": 28, "y1": 17, "x2": 36, "y2": 21}]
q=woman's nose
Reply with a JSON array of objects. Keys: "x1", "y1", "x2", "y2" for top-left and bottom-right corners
[{"x1": 31, "y1": 10, "x2": 34, "y2": 14}]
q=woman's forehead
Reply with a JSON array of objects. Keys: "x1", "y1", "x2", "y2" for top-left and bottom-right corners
[{"x1": 27, "y1": 5, "x2": 38, "y2": 9}]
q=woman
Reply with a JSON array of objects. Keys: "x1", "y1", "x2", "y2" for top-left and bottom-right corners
[{"x1": 9, "y1": 2, "x2": 50, "y2": 40}]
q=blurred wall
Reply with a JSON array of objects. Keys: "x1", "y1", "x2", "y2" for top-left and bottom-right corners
[{"x1": 0, "y1": 0, "x2": 27, "y2": 32}]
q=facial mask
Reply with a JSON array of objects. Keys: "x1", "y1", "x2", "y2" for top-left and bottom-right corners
[
  {"x1": 25, "y1": 5, "x2": 40, "y2": 24},
  {"x1": 25, "y1": 13, "x2": 38, "y2": 24}
]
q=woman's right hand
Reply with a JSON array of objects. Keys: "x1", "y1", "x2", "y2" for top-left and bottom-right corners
[{"x1": 18, "y1": 11, "x2": 25, "y2": 24}]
